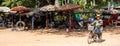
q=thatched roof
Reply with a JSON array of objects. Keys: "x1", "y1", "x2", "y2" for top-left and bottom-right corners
[
  {"x1": 11, "y1": 6, "x2": 30, "y2": 13},
  {"x1": 56, "y1": 4, "x2": 83, "y2": 11},
  {"x1": 39, "y1": 5, "x2": 56, "y2": 11}
]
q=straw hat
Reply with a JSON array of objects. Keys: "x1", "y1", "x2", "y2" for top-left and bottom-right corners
[{"x1": 96, "y1": 14, "x2": 101, "y2": 18}]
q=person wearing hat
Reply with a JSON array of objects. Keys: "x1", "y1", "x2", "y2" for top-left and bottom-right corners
[{"x1": 92, "y1": 14, "x2": 103, "y2": 41}]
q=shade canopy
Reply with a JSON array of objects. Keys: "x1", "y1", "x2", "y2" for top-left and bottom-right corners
[
  {"x1": 0, "y1": 7, "x2": 10, "y2": 12},
  {"x1": 11, "y1": 6, "x2": 30, "y2": 13},
  {"x1": 40, "y1": 5, "x2": 56, "y2": 11},
  {"x1": 56, "y1": 4, "x2": 83, "y2": 11}
]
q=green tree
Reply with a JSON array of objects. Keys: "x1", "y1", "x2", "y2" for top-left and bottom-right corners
[
  {"x1": 0, "y1": 0, "x2": 118, "y2": 9},
  {"x1": 1, "y1": 0, "x2": 38, "y2": 8},
  {"x1": 38, "y1": 0, "x2": 55, "y2": 7}
]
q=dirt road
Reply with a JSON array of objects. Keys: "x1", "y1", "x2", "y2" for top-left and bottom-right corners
[{"x1": 0, "y1": 29, "x2": 120, "y2": 46}]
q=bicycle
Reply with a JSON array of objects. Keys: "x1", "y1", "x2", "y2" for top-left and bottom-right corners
[{"x1": 87, "y1": 31, "x2": 98, "y2": 44}]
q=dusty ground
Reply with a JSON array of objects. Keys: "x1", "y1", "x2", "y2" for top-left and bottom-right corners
[{"x1": 0, "y1": 28, "x2": 120, "y2": 46}]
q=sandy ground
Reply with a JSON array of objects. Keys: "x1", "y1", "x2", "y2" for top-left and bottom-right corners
[{"x1": 0, "y1": 28, "x2": 120, "y2": 46}]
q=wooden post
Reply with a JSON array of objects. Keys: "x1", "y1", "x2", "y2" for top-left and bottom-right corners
[
  {"x1": 69, "y1": 11, "x2": 72, "y2": 32},
  {"x1": 50, "y1": 12, "x2": 52, "y2": 29},
  {"x1": 2, "y1": 13, "x2": 5, "y2": 27},
  {"x1": 31, "y1": 15, "x2": 34, "y2": 30},
  {"x1": 45, "y1": 12, "x2": 48, "y2": 29}
]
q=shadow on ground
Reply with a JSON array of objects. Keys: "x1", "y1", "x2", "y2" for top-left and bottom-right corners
[
  {"x1": 33, "y1": 29, "x2": 87, "y2": 37},
  {"x1": 89, "y1": 39, "x2": 106, "y2": 44}
]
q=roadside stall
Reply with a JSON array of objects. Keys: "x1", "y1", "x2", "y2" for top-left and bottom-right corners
[
  {"x1": 0, "y1": 7, "x2": 11, "y2": 28},
  {"x1": 11, "y1": 6, "x2": 30, "y2": 31},
  {"x1": 56, "y1": 4, "x2": 83, "y2": 32},
  {"x1": 39, "y1": 5, "x2": 56, "y2": 29},
  {"x1": 26, "y1": 8, "x2": 45, "y2": 29}
]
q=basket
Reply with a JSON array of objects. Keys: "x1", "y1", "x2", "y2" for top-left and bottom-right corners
[{"x1": 88, "y1": 24, "x2": 94, "y2": 31}]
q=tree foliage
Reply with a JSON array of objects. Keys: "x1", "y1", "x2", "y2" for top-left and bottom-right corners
[
  {"x1": 0, "y1": 0, "x2": 118, "y2": 9},
  {"x1": 1, "y1": 0, "x2": 39, "y2": 8}
]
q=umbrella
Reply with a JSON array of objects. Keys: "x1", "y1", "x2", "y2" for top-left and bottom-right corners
[
  {"x1": 55, "y1": 0, "x2": 60, "y2": 7},
  {"x1": 0, "y1": 7, "x2": 10, "y2": 12},
  {"x1": 11, "y1": 6, "x2": 30, "y2": 13},
  {"x1": 56, "y1": 4, "x2": 83, "y2": 11},
  {"x1": 40, "y1": 5, "x2": 56, "y2": 11}
]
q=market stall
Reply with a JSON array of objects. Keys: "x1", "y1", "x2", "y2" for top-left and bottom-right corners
[
  {"x1": 39, "y1": 5, "x2": 56, "y2": 29},
  {"x1": 11, "y1": 6, "x2": 30, "y2": 31},
  {"x1": 0, "y1": 7, "x2": 11, "y2": 27},
  {"x1": 56, "y1": 4, "x2": 83, "y2": 32}
]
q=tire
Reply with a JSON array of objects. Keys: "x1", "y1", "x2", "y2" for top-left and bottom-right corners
[
  {"x1": 93, "y1": 34, "x2": 98, "y2": 42},
  {"x1": 16, "y1": 21, "x2": 25, "y2": 31},
  {"x1": 87, "y1": 35, "x2": 92, "y2": 44}
]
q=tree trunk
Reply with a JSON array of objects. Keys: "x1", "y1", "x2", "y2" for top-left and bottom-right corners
[
  {"x1": 65, "y1": 0, "x2": 67, "y2": 4},
  {"x1": 67, "y1": 0, "x2": 69, "y2": 3},
  {"x1": 39, "y1": 0, "x2": 55, "y2": 6},
  {"x1": 55, "y1": 0, "x2": 60, "y2": 7},
  {"x1": 93, "y1": 0, "x2": 96, "y2": 6}
]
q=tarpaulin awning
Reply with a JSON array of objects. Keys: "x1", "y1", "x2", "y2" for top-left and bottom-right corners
[
  {"x1": 26, "y1": 8, "x2": 45, "y2": 16},
  {"x1": 0, "y1": 7, "x2": 10, "y2": 12}
]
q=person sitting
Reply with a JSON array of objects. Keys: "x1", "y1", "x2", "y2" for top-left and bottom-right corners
[{"x1": 92, "y1": 14, "x2": 103, "y2": 41}]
